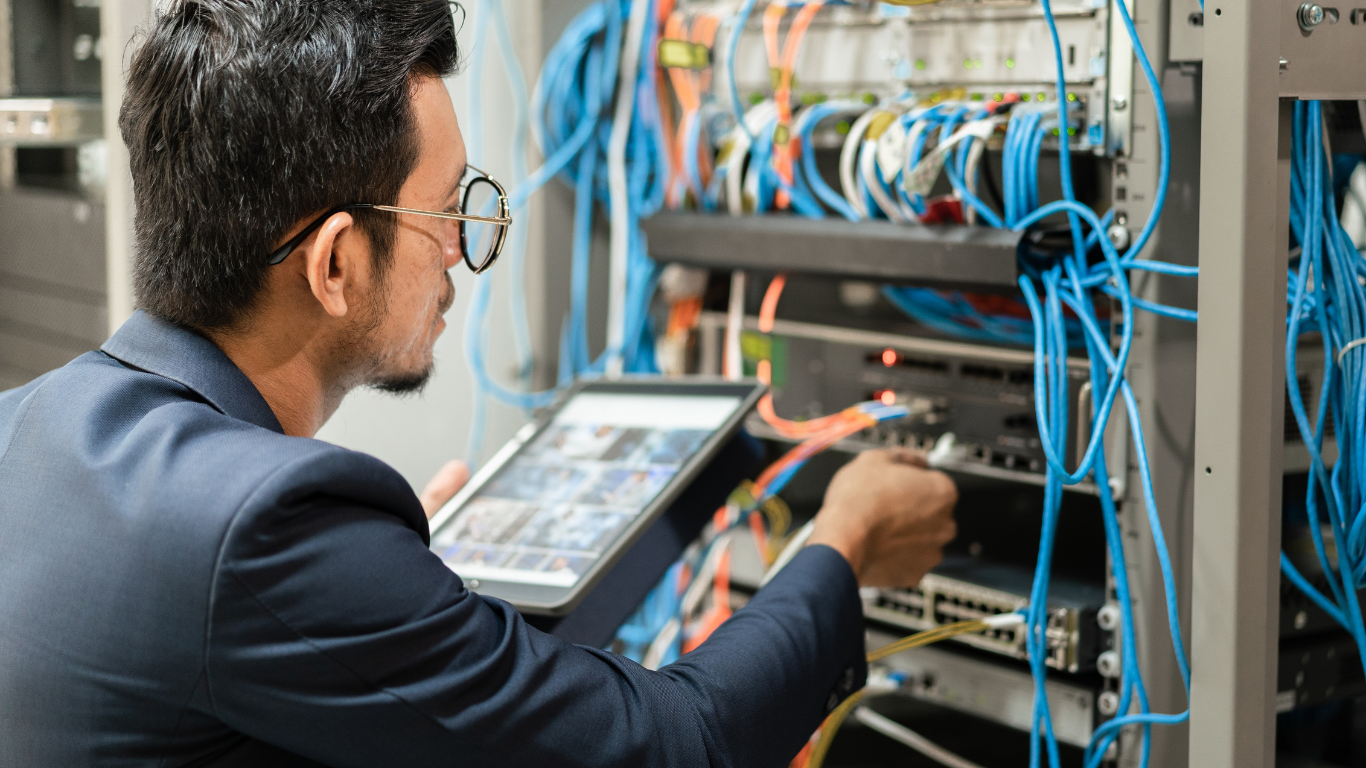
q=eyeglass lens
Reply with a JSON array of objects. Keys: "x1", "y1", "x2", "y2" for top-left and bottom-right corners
[{"x1": 460, "y1": 177, "x2": 505, "y2": 273}]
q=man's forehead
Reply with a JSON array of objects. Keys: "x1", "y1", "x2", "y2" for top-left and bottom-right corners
[{"x1": 409, "y1": 76, "x2": 466, "y2": 200}]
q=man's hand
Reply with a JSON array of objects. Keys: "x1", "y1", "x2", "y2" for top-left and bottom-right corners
[
  {"x1": 806, "y1": 448, "x2": 957, "y2": 588},
  {"x1": 419, "y1": 459, "x2": 470, "y2": 519}
]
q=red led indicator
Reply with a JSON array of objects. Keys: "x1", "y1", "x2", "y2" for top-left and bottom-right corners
[
  {"x1": 881, "y1": 348, "x2": 899, "y2": 367},
  {"x1": 878, "y1": 389, "x2": 897, "y2": 406}
]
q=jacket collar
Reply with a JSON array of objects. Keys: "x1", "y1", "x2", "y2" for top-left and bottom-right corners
[{"x1": 101, "y1": 310, "x2": 284, "y2": 434}]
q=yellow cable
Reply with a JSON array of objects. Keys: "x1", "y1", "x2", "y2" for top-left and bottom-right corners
[
  {"x1": 804, "y1": 620, "x2": 995, "y2": 768},
  {"x1": 867, "y1": 619, "x2": 989, "y2": 662},
  {"x1": 806, "y1": 689, "x2": 865, "y2": 768}
]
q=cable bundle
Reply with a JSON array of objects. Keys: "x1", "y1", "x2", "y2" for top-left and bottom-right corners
[
  {"x1": 1280, "y1": 100, "x2": 1366, "y2": 682},
  {"x1": 646, "y1": 3, "x2": 1196, "y2": 764},
  {"x1": 462, "y1": 0, "x2": 670, "y2": 462},
  {"x1": 466, "y1": 3, "x2": 1209, "y2": 764},
  {"x1": 612, "y1": 397, "x2": 910, "y2": 664}
]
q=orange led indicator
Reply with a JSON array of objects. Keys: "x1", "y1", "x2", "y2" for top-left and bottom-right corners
[
  {"x1": 881, "y1": 348, "x2": 899, "y2": 367},
  {"x1": 878, "y1": 389, "x2": 897, "y2": 406}
]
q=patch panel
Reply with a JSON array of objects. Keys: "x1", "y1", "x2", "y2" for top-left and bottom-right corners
[
  {"x1": 716, "y1": 0, "x2": 1111, "y2": 150},
  {"x1": 864, "y1": 558, "x2": 1105, "y2": 673}
]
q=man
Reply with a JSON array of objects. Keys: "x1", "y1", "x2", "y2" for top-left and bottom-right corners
[{"x1": 0, "y1": 2, "x2": 957, "y2": 766}]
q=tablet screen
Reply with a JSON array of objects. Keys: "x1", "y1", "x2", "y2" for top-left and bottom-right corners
[{"x1": 432, "y1": 392, "x2": 744, "y2": 588}]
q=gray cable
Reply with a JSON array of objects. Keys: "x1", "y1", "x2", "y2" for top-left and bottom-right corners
[{"x1": 852, "y1": 707, "x2": 987, "y2": 768}]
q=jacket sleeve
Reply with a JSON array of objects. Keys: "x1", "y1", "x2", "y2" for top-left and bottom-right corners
[{"x1": 204, "y1": 454, "x2": 867, "y2": 768}]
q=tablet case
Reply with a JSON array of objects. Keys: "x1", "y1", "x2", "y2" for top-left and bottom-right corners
[{"x1": 523, "y1": 430, "x2": 765, "y2": 648}]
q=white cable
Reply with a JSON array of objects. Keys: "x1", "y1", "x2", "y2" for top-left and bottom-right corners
[
  {"x1": 853, "y1": 707, "x2": 987, "y2": 768},
  {"x1": 759, "y1": 519, "x2": 815, "y2": 587},
  {"x1": 641, "y1": 618, "x2": 681, "y2": 670},
  {"x1": 726, "y1": 102, "x2": 776, "y2": 215},
  {"x1": 925, "y1": 431, "x2": 966, "y2": 468},
  {"x1": 962, "y1": 135, "x2": 988, "y2": 226},
  {"x1": 861, "y1": 139, "x2": 908, "y2": 223},
  {"x1": 839, "y1": 109, "x2": 879, "y2": 218},
  {"x1": 724, "y1": 270, "x2": 747, "y2": 380},
  {"x1": 682, "y1": 531, "x2": 733, "y2": 617},
  {"x1": 982, "y1": 611, "x2": 1027, "y2": 629},
  {"x1": 896, "y1": 117, "x2": 930, "y2": 224},
  {"x1": 605, "y1": 0, "x2": 651, "y2": 378}
]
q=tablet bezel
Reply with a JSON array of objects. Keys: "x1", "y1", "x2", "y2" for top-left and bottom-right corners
[{"x1": 429, "y1": 376, "x2": 766, "y2": 615}]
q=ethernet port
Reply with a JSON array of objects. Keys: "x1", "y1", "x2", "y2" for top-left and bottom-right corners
[
  {"x1": 960, "y1": 363, "x2": 1006, "y2": 381},
  {"x1": 992, "y1": 453, "x2": 1021, "y2": 469}
]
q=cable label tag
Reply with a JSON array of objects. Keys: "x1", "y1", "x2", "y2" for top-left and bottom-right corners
[
  {"x1": 876, "y1": 120, "x2": 908, "y2": 180},
  {"x1": 658, "y1": 39, "x2": 710, "y2": 70},
  {"x1": 903, "y1": 119, "x2": 998, "y2": 198}
]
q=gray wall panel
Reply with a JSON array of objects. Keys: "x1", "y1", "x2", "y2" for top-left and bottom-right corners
[{"x1": 0, "y1": 189, "x2": 104, "y2": 294}]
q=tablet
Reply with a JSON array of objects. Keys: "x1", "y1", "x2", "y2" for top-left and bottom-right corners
[{"x1": 429, "y1": 378, "x2": 765, "y2": 615}]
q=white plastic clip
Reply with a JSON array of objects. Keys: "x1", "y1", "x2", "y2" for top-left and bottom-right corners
[
  {"x1": 982, "y1": 612, "x2": 1027, "y2": 629},
  {"x1": 1338, "y1": 337, "x2": 1366, "y2": 364}
]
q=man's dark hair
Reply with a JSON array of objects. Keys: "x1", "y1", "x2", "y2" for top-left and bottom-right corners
[{"x1": 120, "y1": 0, "x2": 461, "y2": 329}]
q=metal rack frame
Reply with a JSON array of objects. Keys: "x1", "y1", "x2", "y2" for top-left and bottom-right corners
[{"x1": 1192, "y1": 0, "x2": 1366, "y2": 764}]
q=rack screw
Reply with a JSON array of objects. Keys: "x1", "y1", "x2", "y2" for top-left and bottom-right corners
[
  {"x1": 1098, "y1": 690, "x2": 1121, "y2": 716},
  {"x1": 1097, "y1": 604, "x2": 1122, "y2": 631},
  {"x1": 1111, "y1": 95, "x2": 1128, "y2": 111},
  {"x1": 1298, "y1": 2, "x2": 1325, "y2": 30},
  {"x1": 1097, "y1": 650, "x2": 1122, "y2": 678},
  {"x1": 1107, "y1": 225, "x2": 1131, "y2": 250}
]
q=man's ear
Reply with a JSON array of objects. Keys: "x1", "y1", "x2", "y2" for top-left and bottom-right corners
[{"x1": 301, "y1": 212, "x2": 359, "y2": 318}]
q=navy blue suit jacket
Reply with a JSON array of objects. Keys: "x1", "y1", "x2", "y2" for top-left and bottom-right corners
[{"x1": 0, "y1": 311, "x2": 866, "y2": 767}]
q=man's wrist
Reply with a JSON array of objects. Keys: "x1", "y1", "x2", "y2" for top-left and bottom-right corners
[{"x1": 806, "y1": 512, "x2": 867, "y2": 582}]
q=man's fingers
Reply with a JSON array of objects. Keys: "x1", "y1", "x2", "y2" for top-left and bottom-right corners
[
  {"x1": 858, "y1": 447, "x2": 929, "y2": 468},
  {"x1": 882, "y1": 446, "x2": 929, "y2": 468},
  {"x1": 419, "y1": 459, "x2": 470, "y2": 519}
]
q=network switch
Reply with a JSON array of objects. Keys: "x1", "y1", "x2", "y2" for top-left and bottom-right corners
[
  {"x1": 865, "y1": 557, "x2": 1105, "y2": 673},
  {"x1": 698, "y1": 311, "x2": 1102, "y2": 490}
]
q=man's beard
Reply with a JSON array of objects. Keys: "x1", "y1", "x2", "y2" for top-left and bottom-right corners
[{"x1": 355, "y1": 271, "x2": 455, "y2": 396}]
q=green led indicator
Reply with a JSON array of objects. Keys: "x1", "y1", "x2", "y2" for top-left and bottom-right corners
[
  {"x1": 1005, "y1": 58, "x2": 1016, "y2": 69},
  {"x1": 1052, "y1": 128, "x2": 1060, "y2": 136},
  {"x1": 835, "y1": 120, "x2": 851, "y2": 135},
  {"x1": 862, "y1": 92, "x2": 877, "y2": 105},
  {"x1": 1068, "y1": 127, "x2": 1077, "y2": 136},
  {"x1": 914, "y1": 58, "x2": 927, "y2": 71},
  {"x1": 993, "y1": 92, "x2": 1004, "y2": 102},
  {"x1": 963, "y1": 58, "x2": 973, "y2": 69},
  {"x1": 1022, "y1": 93, "x2": 1032, "y2": 102},
  {"x1": 1067, "y1": 92, "x2": 1077, "y2": 102},
  {"x1": 1038, "y1": 91, "x2": 1047, "y2": 101},
  {"x1": 974, "y1": 59, "x2": 984, "y2": 68},
  {"x1": 749, "y1": 91, "x2": 765, "y2": 106},
  {"x1": 971, "y1": 92, "x2": 984, "y2": 101}
]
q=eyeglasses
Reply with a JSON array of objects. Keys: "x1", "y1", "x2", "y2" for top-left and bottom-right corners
[{"x1": 265, "y1": 165, "x2": 511, "y2": 274}]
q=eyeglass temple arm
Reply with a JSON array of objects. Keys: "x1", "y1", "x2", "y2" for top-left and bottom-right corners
[{"x1": 266, "y1": 204, "x2": 375, "y2": 266}]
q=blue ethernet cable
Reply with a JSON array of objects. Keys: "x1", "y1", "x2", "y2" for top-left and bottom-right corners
[
  {"x1": 725, "y1": 0, "x2": 759, "y2": 143},
  {"x1": 1280, "y1": 100, "x2": 1366, "y2": 680}
]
